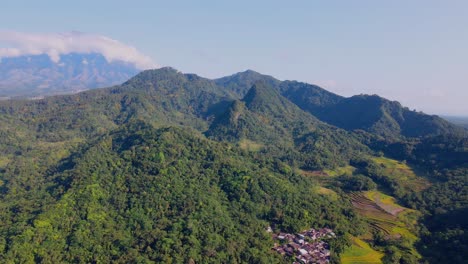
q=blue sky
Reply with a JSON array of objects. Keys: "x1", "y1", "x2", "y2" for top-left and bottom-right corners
[{"x1": 1, "y1": 0, "x2": 467, "y2": 115}]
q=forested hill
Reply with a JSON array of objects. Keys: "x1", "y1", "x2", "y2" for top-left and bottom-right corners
[
  {"x1": 0, "y1": 67, "x2": 466, "y2": 263},
  {"x1": 207, "y1": 82, "x2": 368, "y2": 169},
  {"x1": 216, "y1": 70, "x2": 466, "y2": 139},
  {"x1": 0, "y1": 121, "x2": 365, "y2": 263}
]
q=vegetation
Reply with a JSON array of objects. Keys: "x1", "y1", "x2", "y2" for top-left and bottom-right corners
[
  {"x1": 0, "y1": 68, "x2": 466, "y2": 263},
  {"x1": 341, "y1": 237, "x2": 384, "y2": 264},
  {"x1": 0, "y1": 123, "x2": 367, "y2": 263}
]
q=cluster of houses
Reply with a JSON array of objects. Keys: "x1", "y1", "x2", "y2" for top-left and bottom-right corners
[{"x1": 269, "y1": 227, "x2": 335, "y2": 264}]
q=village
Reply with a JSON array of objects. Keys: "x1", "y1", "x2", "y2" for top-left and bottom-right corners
[{"x1": 269, "y1": 227, "x2": 335, "y2": 264}]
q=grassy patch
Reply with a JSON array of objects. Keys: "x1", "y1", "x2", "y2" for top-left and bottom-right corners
[
  {"x1": 371, "y1": 157, "x2": 430, "y2": 192},
  {"x1": 0, "y1": 156, "x2": 10, "y2": 168},
  {"x1": 324, "y1": 165, "x2": 356, "y2": 177},
  {"x1": 299, "y1": 169, "x2": 328, "y2": 177},
  {"x1": 341, "y1": 237, "x2": 383, "y2": 264},
  {"x1": 238, "y1": 139, "x2": 264, "y2": 152},
  {"x1": 316, "y1": 186, "x2": 338, "y2": 200}
]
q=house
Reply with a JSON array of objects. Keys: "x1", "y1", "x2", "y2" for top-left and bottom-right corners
[
  {"x1": 290, "y1": 243, "x2": 301, "y2": 250},
  {"x1": 295, "y1": 238, "x2": 305, "y2": 245},
  {"x1": 271, "y1": 227, "x2": 335, "y2": 263}
]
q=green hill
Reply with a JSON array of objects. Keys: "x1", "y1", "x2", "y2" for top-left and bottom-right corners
[
  {"x1": 0, "y1": 123, "x2": 364, "y2": 263},
  {"x1": 215, "y1": 70, "x2": 466, "y2": 139},
  {"x1": 0, "y1": 67, "x2": 466, "y2": 263},
  {"x1": 207, "y1": 82, "x2": 369, "y2": 169}
]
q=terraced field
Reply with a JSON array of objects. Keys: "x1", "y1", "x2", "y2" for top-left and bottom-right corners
[
  {"x1": 350, "y1": 192, "x2": 399, "y2": 236},
  {"x1": 371, "y1": 157, "x2": 430, "y2": 192},
  {"x1": 341, "y1": 237, "x2": 383, "y2": 264},
  {"x1": 364, "y1": 191, "x2": 405, "y2": 216},
  {"x1": 303, "y1": 156, "x2": 424, "y2": 261},
  {"x1": 349, "y1": 191, "x2": 421, "y2": 256}
]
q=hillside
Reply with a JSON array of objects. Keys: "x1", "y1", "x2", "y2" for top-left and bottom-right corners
[
  {"x1": 215, "y1": 70, "x2": 465, "y2": 139},
  {"x1": 309, "y1": 94, "x2": 466, "y2": 139},
  {"x1": 207, "y1": 82, "x2": 369, "y2": 169},
  {"x1": 0, "y1": 122, "x2": 366, "y2": 263},
  {"x1": 0, "y1": 67, "x2": 466, "y2": 263}
]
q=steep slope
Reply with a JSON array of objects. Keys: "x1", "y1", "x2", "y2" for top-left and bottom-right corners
[
  {"x1": 0, "y1": 123, "x2": 363, "y2": 263},
  {"x1": 215, "y1": 70, "x2": 466, "y2": 139},
  {"x1": 0, "y1": 53, "x2": 140, "y2": 98},
  {"x1": 310, "y1": 94, "x2": 466, "y2": 139},
  {"x1": 207, "y1": 82, "x2": 369, "y2": 169},
  {"x1": 277, "y1": 81, "x2": 343, "y2": 113},
  {"x1": 0, "y1": 67, "x2": 233, "y2": 151}
]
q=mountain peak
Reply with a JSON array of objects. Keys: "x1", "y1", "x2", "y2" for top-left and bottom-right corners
[
  {"x1": 215, "y1": 70, "x2": 280, "y2": 98},
  {"x1": 242, "y1": 82, "x2": 282, "y2": 110}
]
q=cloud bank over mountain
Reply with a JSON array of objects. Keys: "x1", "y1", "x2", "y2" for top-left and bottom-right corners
[{"x1": 0, "y1": 30, "x2": 157, "y2": 69}]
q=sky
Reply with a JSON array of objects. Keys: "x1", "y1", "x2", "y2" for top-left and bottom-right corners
[{"x1": 1, "y1": 0, "x2": 467, "y2": 116}]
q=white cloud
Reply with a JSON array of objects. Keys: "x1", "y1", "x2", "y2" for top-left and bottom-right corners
[{"x1": 0, "y1": 30, "x2": 157, "y2": 69}]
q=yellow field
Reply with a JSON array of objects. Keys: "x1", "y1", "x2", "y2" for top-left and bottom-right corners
[
  {"x1": 364, "y1": 191, "x2": 405, "y2": 216},
  {"x1": 316, "y1": 186, "x2": 338, "y2": 200},
  {"x1": 323, "y1": 165, "x2": 356, "y2": 176},
  {"x1": 371, "y1": 157, "x2": 430, "y2": 191},
  {"x1": 341, "y1": 237, "x2": 383, "y2": 264}
]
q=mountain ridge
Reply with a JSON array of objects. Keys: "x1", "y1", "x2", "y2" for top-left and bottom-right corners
[
  {"x1": 0, "y1": 66, "x2": 466, "y2": 263},
  {"x1": 214, "y1": 70, "x2": 466, "y2": 139}
]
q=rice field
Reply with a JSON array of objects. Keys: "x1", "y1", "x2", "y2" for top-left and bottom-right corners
[
  {"x1": 364, "y1": 191, "x2": 405, "y2": 216},
  {"x1": 371, "y1": 157, "x2": 430, "y2": 191},
  {"x1": 348, "y1": 190, "x2": 421, "y2": 258},
  {"x1": 349, "y1": 192, "x2": 398, "y2": 236},
  {"x1": 341, "y1": 237, "x2": 383, "y2": 264},
  {"x1": 323, "y1": 165, "x2": 356, "y2": 176}
]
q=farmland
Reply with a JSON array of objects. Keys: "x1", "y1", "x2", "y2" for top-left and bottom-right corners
[
  {"x1": 341, "y1": 237, "x2": 384, "y2": 264},
  {"x1": 371, "y1": 156, "x2": 430, "y2": 192}
]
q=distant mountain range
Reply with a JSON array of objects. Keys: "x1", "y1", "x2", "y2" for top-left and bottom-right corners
[{"x1": 0, "y1": 53, "x2": 139, "y2": 98}]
